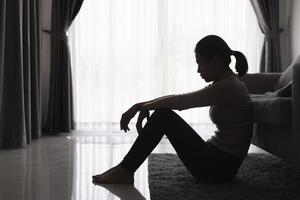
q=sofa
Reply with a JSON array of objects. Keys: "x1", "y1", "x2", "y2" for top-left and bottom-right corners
[{"x1": 239, "y1": 55, "x2": 300, "y2": 167}]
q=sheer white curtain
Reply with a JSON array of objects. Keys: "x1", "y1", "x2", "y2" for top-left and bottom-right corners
[{"x1": 69, "y1": 0, "x2": 263, "y2": 132}]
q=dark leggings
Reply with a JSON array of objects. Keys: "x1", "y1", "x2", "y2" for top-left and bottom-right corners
[{"x1": 120, "y1": 108, "x2": 244, "y2": 182}]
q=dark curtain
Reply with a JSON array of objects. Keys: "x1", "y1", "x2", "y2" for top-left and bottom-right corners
[
  {"x1": 45, "y1": 0, "x2": 84, "y2": 134},
  {"x1": 0, "y1": 1, "x2": 5, "y2": 108},
  {"x1": 0, "y1": 0, "x2": 41, "y2": 148},
  {"x1": 250, "y1": 0, "x2": 282, "y2": 72}
]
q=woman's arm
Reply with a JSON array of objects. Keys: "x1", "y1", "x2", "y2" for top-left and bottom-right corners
[
  {"x1": 135, "y1": 94, "x2": 180, "y2": 111},
  {"x1": 120, "y1": 95, "x2": 179, "y2": 133},
  {"x1": 140, "y1": 79, "x2": 237, "y2": 111}
]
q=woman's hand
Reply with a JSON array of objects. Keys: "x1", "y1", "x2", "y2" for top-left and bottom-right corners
[
  {"x1": 136, "y1": 105, "x2": 150, "y2": 135},
  {"x1": 120, "y1": 103, "x2": 142, "y2": 133}
]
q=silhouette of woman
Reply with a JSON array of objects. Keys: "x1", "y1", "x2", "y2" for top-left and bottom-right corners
[{"x1": 92, "y1": 35, "x2": 253, "y2": 184}]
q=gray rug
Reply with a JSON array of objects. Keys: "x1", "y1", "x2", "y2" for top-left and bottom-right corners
[{"x1": 148, "y1": 153, "x2": 300, "y2": 200}]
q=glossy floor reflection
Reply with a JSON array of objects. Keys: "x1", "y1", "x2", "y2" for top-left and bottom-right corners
[
  {"x1": 0, "y1": 131, "x2": 175, "y2": 200},
  {"x1": 0, "y1": 130, "x2": 264, "y2": 200}
]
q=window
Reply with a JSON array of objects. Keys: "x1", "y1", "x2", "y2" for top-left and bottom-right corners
[{"x1": 69, "y1": 0, "x2": 263, "y2": 131}]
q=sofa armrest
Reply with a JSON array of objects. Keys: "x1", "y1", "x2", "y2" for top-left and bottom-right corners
[
  {"x1": 292, "y1": 64, "x2": 300, "y2": 166},
  {"x1": 238, "y1": 73, "x2": 281, "y2": 94}
]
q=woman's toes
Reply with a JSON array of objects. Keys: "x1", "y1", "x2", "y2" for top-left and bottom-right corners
[
  {"x1": 92, "y1": 174, "x2": 103, "y2": 182},
  {"x1": 92, "y1": 175, "x2": 103, "y2": 183},
  {"x1": 92, "y1": 165, "x2": 134, "y2": 184},
  {"x1": 92, "y1": 174, "x2": 99, "y2": 178}
]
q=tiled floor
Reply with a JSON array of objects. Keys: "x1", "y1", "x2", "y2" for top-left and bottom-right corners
[{"x1": 0, "y1": 130, "x2": 265, "y2": 200}]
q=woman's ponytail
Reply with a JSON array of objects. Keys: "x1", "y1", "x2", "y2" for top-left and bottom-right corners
[
  {"x1": 195, "y1": 35, "x2": 248, "y2": 77},
  {"x1": 232, "y1": 50, "x2": 248, "y2": 77}
]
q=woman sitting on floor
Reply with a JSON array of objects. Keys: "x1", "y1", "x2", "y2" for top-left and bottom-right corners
[{"x1": 92, "y1": 35, "x2": 253, "y2": 184}]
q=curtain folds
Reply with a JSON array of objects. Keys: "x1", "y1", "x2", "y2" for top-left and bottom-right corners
[
  {"x1": 0, "y1": 0, "x2": 5, "y2": 107},
  {"x1": 250, "y1": 0, "x2": 282, "y2": 72},
  {"x1": 45, "y1": 0, "x2": 84, "y2": 134},
  {"x1": 0, "y1": 0, "x2": 41, "y2": 148}
]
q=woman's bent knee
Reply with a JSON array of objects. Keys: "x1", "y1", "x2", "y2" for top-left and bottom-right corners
[
  {"x1": 150, "y1": 108, "x2": 182, "y2": 124},
  {"x1": 153, "y1": 108, "x2": 173, "y2": 116},
  {"x1": 151, "y1": 108, "x2": 175, "y2": 120}
]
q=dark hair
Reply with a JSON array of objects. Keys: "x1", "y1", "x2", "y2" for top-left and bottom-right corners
[{"x1": 194, "y1": 35, "x2": 248, "y2": 77}]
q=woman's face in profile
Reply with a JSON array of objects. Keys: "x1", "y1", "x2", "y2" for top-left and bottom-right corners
[{"x1": 195, "y1": 54, "x2": 216, "y2": 82}]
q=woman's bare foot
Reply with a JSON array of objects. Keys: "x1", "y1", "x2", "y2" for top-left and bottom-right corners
[{"x1": 92, "y1": 165, "x2": 134, "y2": 184}]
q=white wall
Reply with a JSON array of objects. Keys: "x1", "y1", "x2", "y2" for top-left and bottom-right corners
[
  {"x1": 41, "y1": 0, "x2": 52, "y2": 128},
  {"x1": 290, "y1": 0, "x2": 300, "y2": 61}
]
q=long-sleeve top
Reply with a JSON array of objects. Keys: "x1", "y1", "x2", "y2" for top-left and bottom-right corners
[{"x1": 144, "y1": 76, "x2": 253, "y2": 158}]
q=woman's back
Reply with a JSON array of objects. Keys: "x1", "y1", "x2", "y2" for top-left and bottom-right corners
[{"x1": 207, "y1": 77, "x2": 253, "y2": 159}]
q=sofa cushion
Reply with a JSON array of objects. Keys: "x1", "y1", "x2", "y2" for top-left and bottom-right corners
[
  {"x1": 273, "y1": 55, "x2": 300, "y2": 91},
  {"x1": 250, "y1": 95, "x2": 292, "y2": 126},
  {"x1": 264, "y1": 81, "x2": 292, "y2": 97}
]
